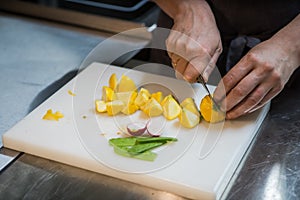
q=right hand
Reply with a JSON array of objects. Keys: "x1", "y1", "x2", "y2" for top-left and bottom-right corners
[{"x1": 162, "y1": 0, "x2": 222, "y2": 82}]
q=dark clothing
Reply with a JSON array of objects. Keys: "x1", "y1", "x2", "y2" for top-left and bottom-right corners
[
  {"x1": 150, "y1": 0, "x2": 300, "y2": 79},
  {"x1": 208, "y1": 0, "x2": 300, "y2": 40}
]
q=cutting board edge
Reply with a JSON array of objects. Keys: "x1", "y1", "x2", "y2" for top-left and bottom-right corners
[
  {"x1": 3, "y1": 133, "x2": 216, "y2": 200},
  {"x1": 214, "y1": 103, "x2": 270, "y2": 199}
]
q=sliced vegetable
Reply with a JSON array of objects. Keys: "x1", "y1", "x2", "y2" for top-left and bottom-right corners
[
  {"x1": 108, "y1": 136, "x2": 177, "y2": 161},
  {"x1": 161, "y1": 95, "x2": 181, "y2": 120},
  {"x1": 151, "y1": 91, "x2": 163, "y2": 103},
  {"x1": 179, "y1": 107, "x2": 200, "y2": 128},
  {"x1": 121, "y1": 104, "x2": 139, "y2": 115},
  {"x1": 134, "y1": 88, "x2": 151, "y2": 107},
  {"x1": 113, "y1": 146, "x2": 157, "y2": 161},
  {"x1": 133, "y1": 149, "x2": 157, "y2": 161},
  {"x1": 142, "y1": 98, "x2": 163, "y2": 117},
  {"x1": 126, "y1": 122, "x2": 147, "y2": 136},
  {"x1": 127, "y1": 142, "x2": 163, "y2": 155},
  {"x1": 135, "y1": 136, "x2": 178, "y2": 143},
  {"x1": 109, "y1": 137, "x2": 137, "y2": 147},
  {"x1": 95, "y1": 100, "x2": 107, "y2": 113},
  {"x1": 200, "y1": 95, "x2": 225, "y2": 123},
  {"x1": 106, "y1": 100, "x2": 124, "y2": 116},
  {"x1": 109, "y1": 73, "x2": 118, "y2": 91},
  {"x1": 180, "y1": 97, "x2": 200, "y2": 117},
  {"x1": 102, "y1": 86, "x2": 116, "y2": 102},
  {"x1": 116, "y1": 75, "x2": 137, "y2": 92},
  {"x1": 146, "y1": 120, "x2": 162, "y2": 137}
]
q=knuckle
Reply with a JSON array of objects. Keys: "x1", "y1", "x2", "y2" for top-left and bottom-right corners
[
  {"x1": 261, "y1": 62, "x2": 274, "y2": 74},
  {"x1": 271, "y1": 70, "x2": 281, "y2": 82},
  {"x1": 227, "y1": 110, "x2": 242, "y2": 119},
  {"x1": 223, "y1": 73, "x2": 236, "y2": 86},
  {"x1": 232, "y1": 86, "x2": 246, "y2": 97},
  {"x1": 175, "y1": 37, "x2": 185, "y2": 47},
  {"x1": 216, "y1": 42, "x2": 223, "y2": 54},
  {"x1": 216, "y1": 45, "x2": 223, "y2": 54},
  {"x1": 274, "y1": 81, "x2": 284, "y2": 92},
  {"x1": 186, "y1": 41, "x2": 200, "y2": 53},
  {"x1": 165, "y1": 40, "x2": 173, "y2": 52},
  {"x1": 255, "y1": 87, "x2": 265, "y2": 97},
  {"x1": 247, "y1": 95, "x2": 259, "y2": 106},
  {"x1": 246, "y1": 51, "x2": 260, "y2": 62}
]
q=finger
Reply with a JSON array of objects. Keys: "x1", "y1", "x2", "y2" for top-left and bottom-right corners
[
  {"x1": 214, "y1": 58, "x2": 252, "y2": 102},
  {"x1": 220, "y1": 71, "x2": 261, "y2": 112},
  {"x1": 202, "y1": 62, "x2": 216, "y2": 82},
  {"x1": 175, "y1": 70, "x2": 185, "y2": 80},
  {"x1": 225, "y1": 73, "x2": 282, "y2": 119},
  {"x1": 166, "y1": 29, "x2": 182, "y2": 58},
  {"x1": 225, "y1": 83, "x2": 271, "y2": 119},
  {"x1": 209, "y1": 43, "x2": 223, "y2": 69},
  {"x1": 248, "y1": 86, "x2": 282, "y2": 113},
  {"x1": 182, "y1": 55, "x2": 211, "y2": 82},
  {"x1": 204, "y1": 44, "x2": 222, "y2": 80},
  {"x1": 175, "y1": 58, "x2": 189, "y2": 76}
]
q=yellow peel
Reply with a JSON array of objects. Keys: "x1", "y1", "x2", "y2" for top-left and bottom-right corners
[{"x1": 95, "y1": 100, "x2": 107, "y2": 113}]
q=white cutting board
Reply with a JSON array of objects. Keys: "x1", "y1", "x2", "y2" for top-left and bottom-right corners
[{"x1": 2, "y1": 62, "x2": 269, "y2": 200}]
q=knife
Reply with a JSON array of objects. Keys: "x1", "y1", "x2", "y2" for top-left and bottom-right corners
[{"x1": 197, "y1": 74, "x2": 221, "y2": 111}]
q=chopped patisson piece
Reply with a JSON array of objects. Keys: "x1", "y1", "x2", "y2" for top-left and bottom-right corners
[
  {"x1": 42, "y1": 109, "x2": 64, "y2": 121},
  {"x1": 200, "y1": 95, "x2": 225, "y2": 123}
]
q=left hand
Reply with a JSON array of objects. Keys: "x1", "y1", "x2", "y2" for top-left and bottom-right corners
[{"x1": 213, "y1": 38, "x2": 298, "y2": 119}]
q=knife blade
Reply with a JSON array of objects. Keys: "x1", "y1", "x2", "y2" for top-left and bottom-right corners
[{"x1": 197, "y1": 75, "x2": 221, "y2": 111}]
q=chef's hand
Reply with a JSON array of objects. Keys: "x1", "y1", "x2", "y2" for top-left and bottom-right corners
[
  {"x1": 153, "y1": 0, "x2": 222, "y2": 82},
  {"x1": 214, "y1": 14, "x2": 300, "y2": 119}
]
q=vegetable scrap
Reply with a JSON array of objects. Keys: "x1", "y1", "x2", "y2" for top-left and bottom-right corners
[
  {"x1": 42, "y1": 109, "x2": 64, "y2": 121},
  {"x1": 68, "y1": 90, "x2": 76, "y2": 96},
  {"x1": 109, "y1": 136, "x2": 178, "y2": 161}
]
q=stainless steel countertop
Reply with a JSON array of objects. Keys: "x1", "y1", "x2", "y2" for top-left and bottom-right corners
[{"x1": 1, "y1": 12, "x2": 300, "y2": 200}]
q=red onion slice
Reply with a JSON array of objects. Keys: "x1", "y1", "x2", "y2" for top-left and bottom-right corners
[
  {"x1": 126, "y1": 122, "x2": 147, "y2": 136},
  {"x1": 146, "y1": 120, "x2": 162, "y2": 137}
]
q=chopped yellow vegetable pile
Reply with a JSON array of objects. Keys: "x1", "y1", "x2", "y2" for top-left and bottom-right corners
[{"x1": 95, "y1": 73, "x2": 225, "y2": 128}]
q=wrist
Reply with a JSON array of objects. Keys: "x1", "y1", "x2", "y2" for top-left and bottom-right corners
[
  {"x1": 153, "y1": 0, "x2": 209, "y2": 19},
  {"x1": 271, "y1": 14, "x2": 300, "y2": 69}
]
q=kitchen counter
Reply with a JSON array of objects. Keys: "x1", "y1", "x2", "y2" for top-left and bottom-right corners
[{"x1": 0, "y1": 12, "x2": 300, "y2": 200}]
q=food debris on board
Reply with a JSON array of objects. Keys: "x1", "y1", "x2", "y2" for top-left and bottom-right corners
[
  {"x1": 42, "y1": 109, "x2": 64, "y2": 121},
  {"x1": 68, "y1": 90, "x2": 76, "y2": 96}
]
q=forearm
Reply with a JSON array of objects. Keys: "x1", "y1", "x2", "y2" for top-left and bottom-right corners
[
  {"x1": 152, "y1": 0, "x2": 182, "y2": 18},
  {"x1": 152, "y1": 0, "x2": 212, "y2": 20},
  {"x1": 270, "y1": 14, "x2": 300, "y2": 70}
]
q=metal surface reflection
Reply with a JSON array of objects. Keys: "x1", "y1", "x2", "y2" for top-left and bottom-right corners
[{"x1": 263, "y1": 163, "x2": 285, "y2": 200}]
